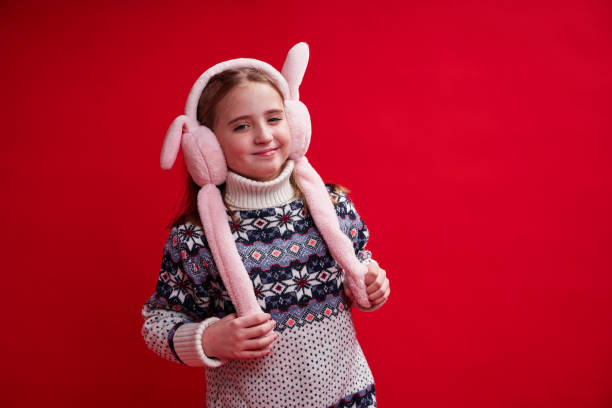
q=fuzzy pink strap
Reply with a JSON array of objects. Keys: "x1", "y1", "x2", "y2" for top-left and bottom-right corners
[
  {"x1": 197, "y1": 185, "x2": 262, "y2": 317},
  {"x1": 293, "y1": 157, "x2": 371, "y2": 308}
]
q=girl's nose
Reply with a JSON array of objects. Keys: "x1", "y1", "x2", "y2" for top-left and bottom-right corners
[{"x1": 254, "y1": 125, "x2": 274, "y2": 144}]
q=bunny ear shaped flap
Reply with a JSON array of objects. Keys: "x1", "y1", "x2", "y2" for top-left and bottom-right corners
[
  {"x1": 160, "y1": 115, "x2": 226, "y2": 186},
  {"x1": 160, "y1": 115, "x2": 198, "y2": 169},
  {"x1": 281, "y1": 42, "x2": 309, "y2": 100}
]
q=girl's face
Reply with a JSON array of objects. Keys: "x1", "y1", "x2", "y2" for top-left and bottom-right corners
[{"x1": 213, "y1": 81, "x2": 291, "y2": 182}]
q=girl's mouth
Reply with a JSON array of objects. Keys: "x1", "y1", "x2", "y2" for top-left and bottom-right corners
[{"x1": 253, "y1": 148, "x2": 278, "y2": 157}]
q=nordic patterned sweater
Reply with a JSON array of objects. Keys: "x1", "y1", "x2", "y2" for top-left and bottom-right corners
[{"x1": 142, "y1": 160, "x2": 376, "y2": 408}]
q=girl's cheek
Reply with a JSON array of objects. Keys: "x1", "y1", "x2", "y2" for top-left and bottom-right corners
[{"x1": 229, "y1": 139, "x2": 249, "y2": 154}]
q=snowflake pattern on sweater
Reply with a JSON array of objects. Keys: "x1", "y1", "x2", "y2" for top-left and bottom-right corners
[{"x1": 142, "y1": 189, "x2": 376, "y2": 407}]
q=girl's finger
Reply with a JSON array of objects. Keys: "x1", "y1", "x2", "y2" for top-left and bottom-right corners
[
  {"x1": 364, "y1": 270, "x2": 377, "y2": 285},
  {"x1": 368, "y1": 279, "x2": 389, "y2": 301},
  {"x1": 373, "y1": 268, "x2": 386, "y2": 286},
  {"x1": 366, "y1": 279, "x2": 382, "y2": 294},
  {"x1": 242, "y1": 319, "x2": 277, "y2": 339},
  {"x1": 243, "y1": 331, "x2": 279, "y2": 351},
  {"x1": 234, "y1": 312, "x2": 271, "y2": 328},
  {"x1": 366, "y1": 267, "x2": 387, "y2": 293},
  {"x1": 372, "y1": 286, "x2": 391, "y2": 305}
]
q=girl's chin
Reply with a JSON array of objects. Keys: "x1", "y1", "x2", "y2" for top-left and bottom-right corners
[
  {"x1": 233, "y1": 164, "x2": 284, "y2": 182},
  {"x1": 252, "y1": 169, "x2": 282, "y2": 182}
]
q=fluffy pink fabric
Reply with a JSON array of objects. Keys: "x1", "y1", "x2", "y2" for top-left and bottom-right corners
[
  {"x1": 197, "y1": 185, "x2": 261, "y2": 317},
  {"x1": 161, "y1": 116, "x2": 227, "y2": 186},
  {"x1": 293, "y1": 157, "x2": 371, "y2": 309},
  {"x1": 285, "y1": 100, "x2": 311, "y2": 159},
  {"x1": 160, "y1": 115, "x2": 190, "y2": 170},
  {"x1": 281, "y1": 42, "x2": 309, "y2": 101},
  {"x1": 182, "y1": 127, "x2": 227, "y2": 186},
  {"x1": 185, "y1": 59, "x2": 291, "y2": 120}
]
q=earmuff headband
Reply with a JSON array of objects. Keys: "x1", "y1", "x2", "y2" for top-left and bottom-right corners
[{"x1": 185, "y1": 59, "x2": 293, "y2": 121}]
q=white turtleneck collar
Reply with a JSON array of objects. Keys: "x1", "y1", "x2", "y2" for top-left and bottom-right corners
[{"x1": 224, "y1": 160, "x2": 296, "y2": 210}]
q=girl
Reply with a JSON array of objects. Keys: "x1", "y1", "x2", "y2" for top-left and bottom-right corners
[{"x1": 142, "y1": 43, "x2": 390, "y2": 408}]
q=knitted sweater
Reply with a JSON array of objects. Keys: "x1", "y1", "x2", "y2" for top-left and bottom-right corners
[{"x1": 142, "y1": 161, "x2": 376, "y2": 408}]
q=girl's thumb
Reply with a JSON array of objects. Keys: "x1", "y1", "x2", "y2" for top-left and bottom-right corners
[{"x1": 365, "y1": 270, "x2": 377, "y2": 285}]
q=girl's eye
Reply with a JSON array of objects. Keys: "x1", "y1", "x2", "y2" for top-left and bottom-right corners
[
  {"x1": 233, "y1": 124, "x2": 249, "y2": 132},
  {"x1": 268, "y1": 117, "x2": 282, "y2": 123}
]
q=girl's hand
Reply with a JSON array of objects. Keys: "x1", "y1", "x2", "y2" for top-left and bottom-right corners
[
  {"x1": 201, "y1": 312, "x2": 278, "y2": 360},
  {"x1": 345, "y1": 262, "x2": 390, "y2": 311}
]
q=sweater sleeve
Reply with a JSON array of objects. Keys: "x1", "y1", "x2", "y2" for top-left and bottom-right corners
[
  {"x1": 331, "y1": 189, "x2": 373, "y2": 263},
  {"x1": 141, "y1": 224, "x2": 226, "y2": 368},
  {"x1": 331, "y1": 191, "x2": 388, "y2": 312}
]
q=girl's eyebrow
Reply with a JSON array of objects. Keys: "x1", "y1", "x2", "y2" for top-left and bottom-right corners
[{"x1": 227, "y1": 109, "x2": 284, "y2": 125}]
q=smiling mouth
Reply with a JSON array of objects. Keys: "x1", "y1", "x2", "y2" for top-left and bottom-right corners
[{"x1": 253, "y1": 148, "x2": 278, "y2": 156}]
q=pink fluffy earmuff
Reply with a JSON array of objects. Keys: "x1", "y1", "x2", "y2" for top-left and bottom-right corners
[{"x1": 160, "y1": 43, "x2": 371, "y2": 316}]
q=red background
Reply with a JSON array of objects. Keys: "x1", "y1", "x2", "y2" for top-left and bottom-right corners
[{"x1": 2, "y1": 0, "x2": 611, "y2": 406}]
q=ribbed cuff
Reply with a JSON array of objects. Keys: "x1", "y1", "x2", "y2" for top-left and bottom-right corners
[{"x1": 173, "y1": 317, "x2": 225, "y2": 368}]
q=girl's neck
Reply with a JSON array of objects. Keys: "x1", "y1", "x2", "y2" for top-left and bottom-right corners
[{"x1": 224, "y1": 160, "x2": 296, "y2": 210}]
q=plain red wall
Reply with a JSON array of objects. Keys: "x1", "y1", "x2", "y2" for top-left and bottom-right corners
[{"x1": 2, "y1": 0, "x2": 611, "y2": 406}]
